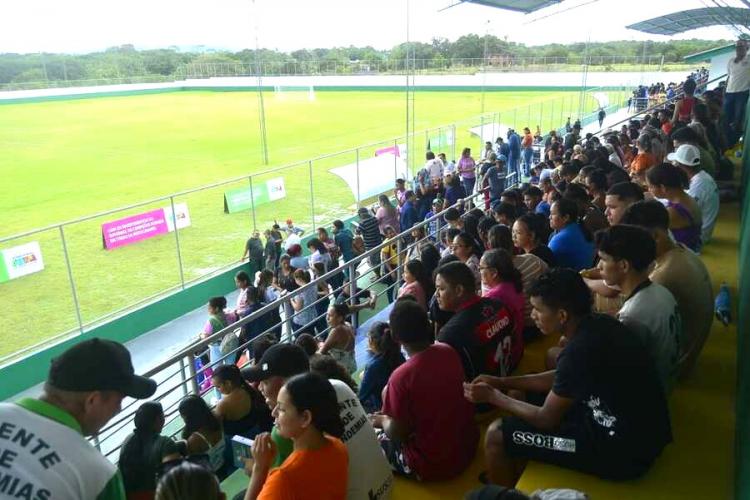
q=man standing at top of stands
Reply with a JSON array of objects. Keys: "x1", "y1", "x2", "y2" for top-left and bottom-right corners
[
  {"x1": 521, "y1": 128, "x2": 534, "y2": 177},
  {"x1": 507, "y1": 129, "x2": 521, "y2": 181},
  {"x1": 356, "y1": 207, "x2": 383, "y2": 271},
  {"x1": 724, "y1": 38, "x2": 750, "y2": 148},
  {"x1": 481, "y1": 141, "x2": 494, "y2": 162},
  {"x1": 598, "y1": 108, "x2": 606, "y2": 128},
  {"x1": 0, "y1": 338, "x2": 157, "y2": 500},
  {"x1": 563, "y1": 122, "x2": 581, "y2": 152},
  {"x1": 243, "y1": 230, "x2": 265, "y2": 270},
  {"x1": 424, "y1": 151, "x2": 444, "y2": 184}
]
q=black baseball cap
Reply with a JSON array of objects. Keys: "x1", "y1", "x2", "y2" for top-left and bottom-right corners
[
  {"x1": 48, "y1": 338, "x2": 156, "y2": 399},
  {"x1": 242, "y1": 343, "x2": 309, "y2": 383}
]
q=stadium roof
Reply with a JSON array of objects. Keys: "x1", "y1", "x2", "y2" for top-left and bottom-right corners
[
  {"x1": 458, "y1": 0, "x2": 563, "y2": 14},
  {"x1": 684, "y1": 43, "x2": 736, "y2": 63},
  {"x1": 626, "y1": 7, "x2": 750, "y2": 36}
]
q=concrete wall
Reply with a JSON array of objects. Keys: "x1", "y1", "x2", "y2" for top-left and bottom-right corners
[{"x1": 0, "y1": 71, "x2": 691, "y2": 102}]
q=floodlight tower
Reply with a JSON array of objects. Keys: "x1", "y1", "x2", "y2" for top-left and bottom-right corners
[{"x1": 253, "y1": 0, "x2": 269, "y2": 166}]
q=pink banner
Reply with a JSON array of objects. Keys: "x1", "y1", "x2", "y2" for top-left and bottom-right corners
[
  {"x1": 102, "y1": 208, "x2": 169, "y2": 250},
  {"x1": 375, "y1": 145, "x2": 400, "y2": 157}
]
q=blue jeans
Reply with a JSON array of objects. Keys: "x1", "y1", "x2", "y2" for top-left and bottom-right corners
[
  {"x1": 522, "y1": 148, "x2": 534, "y2": 176},
  {"x1": 461, "y1": 177, "x2": 476, "y2": 196},
  {"x1": 723, "y1": 90, "x2": 749, "y2": 148}
]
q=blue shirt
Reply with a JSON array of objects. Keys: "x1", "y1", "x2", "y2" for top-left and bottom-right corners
[
  {"x1": 548, "y1": 223, "x2": 594, "y2": 271},
  {"x1": 334, "y1": 228, "x2": 354, "y2": 262},
  {"x1": 508, "y1": 134, "x2": 521, "y2": 156},
  {"x1": 400, "y1": 200, "x2": 417, "y2": 231},
  {"x1": 485, "y1": 165, "x2": 506, "y2": 199},
  {"x1": 359, "y1": 352, "x2": 404, "y2": 413},
  {"x1": 536, "y1": 200, "x2": 551, "y2": 217}
]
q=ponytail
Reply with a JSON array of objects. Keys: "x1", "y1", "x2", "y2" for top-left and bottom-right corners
[{"x1": 368, "y1": 322, "x2": 404, "y2": 371}]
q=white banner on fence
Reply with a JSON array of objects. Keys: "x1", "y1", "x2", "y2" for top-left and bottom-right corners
[
  {"x1": 164, "y1": 202, "x2": 191, "y2": 232},
  {"x1": 1, "y1": 241, "x2": 45, "y2": 281}
]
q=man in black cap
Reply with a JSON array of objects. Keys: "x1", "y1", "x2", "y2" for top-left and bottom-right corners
[
  {"x1": 242, "y1": 343, "x2": 393, "y2": 500},
  {"x1": 0, "y1": 338, "x2": 156, "y2": 500}
]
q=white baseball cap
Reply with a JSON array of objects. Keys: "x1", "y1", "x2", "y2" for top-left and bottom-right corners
[{"x1": 666, "y1": 144, "x2": 701, "y2": 167}]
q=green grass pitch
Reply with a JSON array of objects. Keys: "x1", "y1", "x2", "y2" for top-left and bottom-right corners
[{"x1": 0, "y1": 88, "x2": 623, "y2": 360}]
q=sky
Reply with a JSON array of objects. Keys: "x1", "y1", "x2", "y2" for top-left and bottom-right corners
[{"x1": 0, "y1": 0, "x2": 746, "y2": 55}]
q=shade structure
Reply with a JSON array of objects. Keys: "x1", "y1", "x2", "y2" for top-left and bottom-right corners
[
  {"x1": 627, "y1": 7, "x2": 750, "y2": 36},
  {"x1": 458, "y1": 0, "x2": 563, "y2": 14}
]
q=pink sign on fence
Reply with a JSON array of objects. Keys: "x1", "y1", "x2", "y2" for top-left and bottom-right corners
[
  {"x1": 101, "y1": 208, "x2": 170, "y2": 250},
  {"x1": 375, "y1": 145, "x2": 400, "y2": 157}
]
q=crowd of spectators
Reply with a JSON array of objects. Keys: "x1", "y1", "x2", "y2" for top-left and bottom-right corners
[{"x1": 1, "y1": 41, "x2": 747, "y2": 500}]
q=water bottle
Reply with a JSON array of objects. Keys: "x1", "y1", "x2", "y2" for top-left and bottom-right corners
[{"x1": 715, "y1": 282, "x2": 731, "y2": 326}]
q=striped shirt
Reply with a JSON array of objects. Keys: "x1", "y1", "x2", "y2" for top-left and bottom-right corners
[
  {"x1": 513, "y1": 253, "x2": 548, "y2": 326},
  {"x1": 358, "y1": 216, "x2": 383, "y2": 250}
]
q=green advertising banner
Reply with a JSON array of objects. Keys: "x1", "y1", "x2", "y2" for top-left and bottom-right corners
[
  {"x1": 0, "y1": 259, "x2": 9, "y2": 283},
  {"x1": 224, "y1": 177, "x2": 286, "y2": 214}
]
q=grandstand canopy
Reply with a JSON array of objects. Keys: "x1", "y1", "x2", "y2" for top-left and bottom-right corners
[
  {"x1": 458, "y1": 0, "x2": 563, "y2": 14},
  {"x1": 626, "y1": 7, "x2": 750, "y2": 36}
]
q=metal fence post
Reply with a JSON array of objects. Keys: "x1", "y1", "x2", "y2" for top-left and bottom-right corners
[
  {"x1": 59, "y1": 225, "x2": 84, "y2": 334},
  {"x1": 169, "y1": 196, "x2": 186, "y2": 290},
  {"x1": 393, "y1": 139, "x2": 399, "y2": 184},
  {"x1": 539, "y1": 102, "x2": 544, "y2": 133},
  {"x1": 349, "y1": 260, "x2": 360, "y2": 330},
  {"x1": 479, "y1": 115, "x2": 485, "y2": 153},
  {"x1": 283, "y1": 295, "x2": 294, "y2": 343},
  {"x1": 308, "y1": 161, "x2": 316, "y2": 228},
  {"x1": 451, "y1": 124, "x2": 457, "y2": 160},
  {"x1": 396, "y1": 237, "x2": 403, "y2": 285},
  {"x1": 179, "y1": 357, "x2": 189, "y2": 398},
  {"x1": 355, "y1": 148, "x2": 361, "y2": 208},
  {"x1": 186, "y1": 353, "x2": 200, "y2": 395},
  {"x1": 248, "y1": 176, "x2": 257, "y2": 231}
]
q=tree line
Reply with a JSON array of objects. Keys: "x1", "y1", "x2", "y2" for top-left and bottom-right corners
[{"x1": 0, "y1": 37, "x2": 730, "y2": 85}]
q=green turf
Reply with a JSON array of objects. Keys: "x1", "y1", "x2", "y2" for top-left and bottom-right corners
[{"x1": 0, "y1": 88, "x2": 626, "y2": 360}]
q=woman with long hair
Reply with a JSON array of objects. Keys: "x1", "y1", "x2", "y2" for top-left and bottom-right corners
[
  {"x1": 319, "y1": 303, "x2": 356, "y2": 374},
  {"x1": 512, "y1": 213, "x2": 555, "y2": 267},
  {"x1": 397, "y1": 259, "x2": 433, "y2": 310},
  {"x1": 178, "y1": 395, "x2": 225, "y2": 475},
  {"x1": 245, "y1": 373, "x2": 347, "y2": 500},
  {"x1": 629, "y1": 134, "x2": 657, "y2": 183},
  {"x1": 120, "y1": 402, "x2": 181, "y2": 500},
  {"x1": 358, "y1": 322, "x2": 405, "y2": 413},
  {"x1": 451, "y1": 232, "x2": 481, "y2": 290},
  {"x1": 212, "y1": 364, "x2": 273, "y2": 442},
  {"x1": 646, "y1": 163, "x2": 703, "y2": 252},
  {"x1": 155, "y1": 462, "x2": 223, "y2": 500},
  {"x1": 376, "y1": 194, "x2": 400, "y2": 236},
  {"x1": 307, "y1": 238, "x2": 332, "y2": 273},
  {"x1": 457, "y1": 147, "x2": 477, "y2": 196},
  {"x1": 548, "y1": 198, "x2": 594, "y2": 271}
]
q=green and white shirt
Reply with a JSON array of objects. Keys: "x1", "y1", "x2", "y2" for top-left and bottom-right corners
[{"x1": 0, "y1": 398, "x2": 125, "y2": 500}]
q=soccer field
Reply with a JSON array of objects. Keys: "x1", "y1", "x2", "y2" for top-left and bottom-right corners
[{"x1": 0, "y1": 88, "x2": 620, "y2": 360}]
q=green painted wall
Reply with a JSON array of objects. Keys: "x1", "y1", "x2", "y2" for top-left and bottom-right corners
[
  {"x1": 0, "y1": 85, "x2": 619, "y2": 105},
  {"x1": 0, "y1": 262, "x2": 253, "y2": 400},
  {"x1": 0, "y1": 213, "x2": 361, "y2": 401}
]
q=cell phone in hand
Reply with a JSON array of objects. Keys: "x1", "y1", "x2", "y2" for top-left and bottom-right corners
[{"x1": 231, "y1": 435, "x2": 255, "y2": 469}]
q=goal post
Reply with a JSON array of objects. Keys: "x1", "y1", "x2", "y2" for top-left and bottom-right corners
[{"x1": 273, "y1": 85, "x2": 315, "y2": 101}]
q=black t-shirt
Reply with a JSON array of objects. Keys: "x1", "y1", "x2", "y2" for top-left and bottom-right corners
[
  {"x1": 553, "y1": 314, "x2": 672, "y2": 460},
  {"x1": 245, "y1": 237, "x2": 264, "y2": 262},
  {"x1": 437, "y1": 296, "x2": 515, "y2": 380}
]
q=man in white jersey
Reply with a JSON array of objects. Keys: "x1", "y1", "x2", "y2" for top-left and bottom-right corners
[
  {"x1": 0, "y1": 338, "x2": 157, "y2": 500},
  {"x1": 724, "y1": 39, "x2": 750, "y2": 147},
  {"x1": 596, "y1": 225, "x2": 681, "y2": 393},
  {"x1": 243, "y1": 344, "x2": 393, "y2": 500}
]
